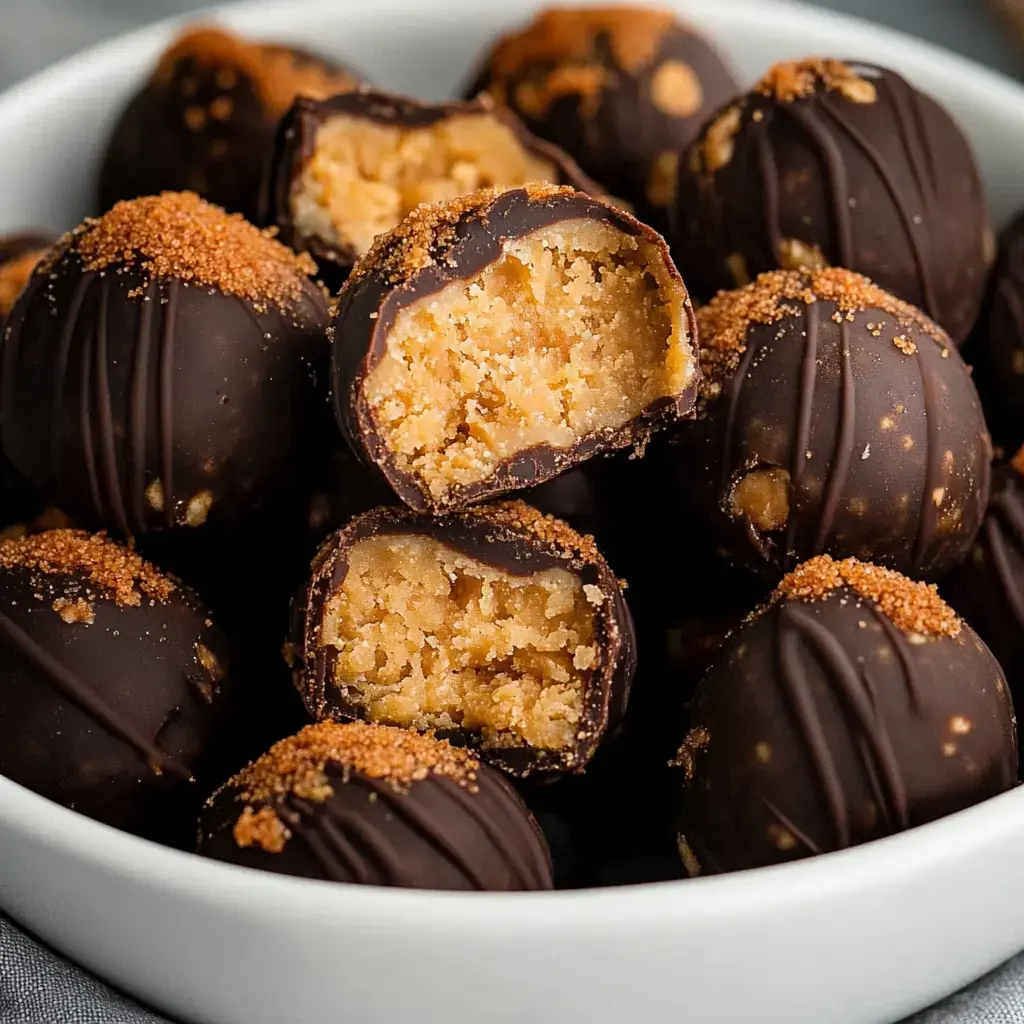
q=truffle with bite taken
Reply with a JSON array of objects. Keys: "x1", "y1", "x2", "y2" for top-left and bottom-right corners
[{"x1": 290, "y1": 500, "x2": 635, "y2": 777}]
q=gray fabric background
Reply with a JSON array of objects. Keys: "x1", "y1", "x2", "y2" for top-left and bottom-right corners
[{"x1": 0, "y1": 1, "x2": 1021, "y2": 1022}]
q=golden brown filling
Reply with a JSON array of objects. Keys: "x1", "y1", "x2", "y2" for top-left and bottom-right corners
[
  {"x1": 320, "y1": 534, "x2": 605, "y2": 751},
  {"x1": 0, "y1": 250, "x2": 44, "y2": 316},
  {"x1": 292, "y1": 113, "x2": 558, "y2": 256},
  {"x1": 365, "y1": 218, "x2": 692, "y2": 502}
]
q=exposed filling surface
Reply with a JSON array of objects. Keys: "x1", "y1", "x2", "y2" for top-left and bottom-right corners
[
  {"x1": 292, "y1": 113, "x2": 557, "y2": 256},
  {"x1": 321, "y1": 534, "x2": 602, "y2": 751},
  {"x1": 365, "y1": 219, "x2": 690, "y2": 502}
]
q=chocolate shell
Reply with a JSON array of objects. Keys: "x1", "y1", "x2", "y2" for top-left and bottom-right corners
[
  {"x1": 1, "y1": 193, "x2": 330, "y2": 540},
  {"x1": 674, "y1": 555, "x2": 1017, "y2": 875},
  {"x1": 332, "y1": 183, "x2": 698, "y2": 512},
  {"x1": 665, "y1": 268, "x2": 990, "y2": 582},
  {"x1": 465, "y1": 5, "x2": 739, "y2": 231},
  {"x1": 98, "y1": 25, "x2": 362, "y2": 220},
  {"x1": 290, "y1": 500, "x2": 636, "y2": 777},
  {"x1": 0, "y1": 529, "x2": 232, "y2": 844},
  {"x1": 672, "y1": 59, "x2": 991, "y2": 344},
  {"x1": 263, "y1": 89, "x2": 602, "y2": 286},
  {"x1": 198, "y1": 721, "x2": 553, "y2": 889}
]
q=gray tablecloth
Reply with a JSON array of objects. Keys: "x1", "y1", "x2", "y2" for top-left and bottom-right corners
[{"x1": 0, "y1": 1, "x2": 1021, "y2": 1022}]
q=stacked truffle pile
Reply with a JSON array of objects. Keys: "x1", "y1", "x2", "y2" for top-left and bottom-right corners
[{"x1": 0, "y1": 8, "x2": 1020, "y2": 891}]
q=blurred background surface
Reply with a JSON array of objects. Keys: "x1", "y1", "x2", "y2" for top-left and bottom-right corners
[{"x1": 0, "y1": 0, "x2": 1017, "y2": 89}]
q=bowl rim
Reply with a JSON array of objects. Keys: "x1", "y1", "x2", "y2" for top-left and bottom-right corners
[{"x1": 2, "y1": 0, "x2": 1024, "y2": 926}]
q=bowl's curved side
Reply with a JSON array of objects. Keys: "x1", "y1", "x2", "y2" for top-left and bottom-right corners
[
  {"x1": 2, "y1": 2, "x2": 1024, "y2": 1023},
  {"x1": 2, "y1": 776, "x2": 1024, "y2": 1024}
]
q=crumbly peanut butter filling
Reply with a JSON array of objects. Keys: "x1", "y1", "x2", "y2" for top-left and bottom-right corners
[
  {"x1": 320, "y1": 534, "x2": 602, "y2": 751},
  {"x1": 292, "y1": 113, "x2": 558, "y2": 256},
  {"x1": 365, "y1": 218, "x2": 691, "y2": 502}
]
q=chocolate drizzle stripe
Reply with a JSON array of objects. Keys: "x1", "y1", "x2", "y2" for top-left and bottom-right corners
[
  {"x1": 358, "y1": 776, "x2": 493, "y2": 889},
  {"x1": 757, "y1": 117, "x2": 782, "y2": 266},
  {"x1": 49, "y1": 275, "x2": 93, "y2": 493},
  {"x1": 818, "y1": 103, "x2": 935, "y2": 321},
  {"x1": 868, "y1": 601, "x2": 925, "y2": 714},
  {"x1": 320, "y1": 799, "x2": 411, "y2": 885},
  {"x1": 0, "y1": 606, "x2": 190, "y2": 778},
  {"x1": 94, "y1": 279, "x2": 130, "y2": 537},
  {"x1": 719, "y1": 329, "x2": 763, "y2": 499},
  {"x1": 985, "y1": 512, "x2": 1024, "y2": 634},
  {"x1": 761, "y1": 797, "x2": 821, "y2": 855},
  {"x1": 79, "y1": 292, "x2": 104, "y2": 524},
  {"x1": 128, "y1": 282, "x2": 155, "y2": 534},
  {"x1": 912, "y1": 333, "x2": 942, "y2": 568},
  {"x1": 443, "y1": 776, "x2": 547, "y2": 887},
  {"x1": 278, "y1": 800, "x2": 360, "y2": 883},
  {"x1": 787, "y1": 604, "x2": 910, "y2": 833},
  {"x1": 786, "y1": 104, "x2": 854, "y2": 268},
  {"x1": 158, "y1": 281, "x2": 178, "y2": 529},
  {"x1": 813, "y1": 316, "x2": 855, "y2": 553},
  {"x1": 777, "y1": 606, "x2": 851, "y2": 848},
  {"x1": 786, "y1": 300, "x2": 819, "y2": 557}
]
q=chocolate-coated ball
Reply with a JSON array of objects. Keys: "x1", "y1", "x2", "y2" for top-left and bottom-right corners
[
  {"x1": 466, "y1": 5, "x2": 738, "y2": 230},
  {"x1": 98, "y1": 25, "x2": 362, "y2": 221},
  {"x1": 666, "y1": 268, "x2": 990, "y2": 582},
  {"x1": 0, "y1": 529, "x2": 232, "y2": 843},
  {"x1": 198, "y1": 721, "x2": 553, "y2": 890},
  {"x1": 673, "y1": 58, "x2": 990, "y2": 343},
  {"x1": 674, "y1": 555, "x2": 1017, "y2": 875},
  {"x1": 2, "y1": 193, "x2": 330, "y2": 540}
]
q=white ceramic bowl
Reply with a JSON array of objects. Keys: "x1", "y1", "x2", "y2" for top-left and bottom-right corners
[{"x1": 1, "y1": 3, "x2": 1024, "y2": 1023}]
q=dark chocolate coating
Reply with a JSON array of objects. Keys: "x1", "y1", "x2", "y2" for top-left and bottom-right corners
[
  {"x1": 0, "y1": 233, "x2": 53, "y2": 526},
  {"x1": 264, "y1": 89, "x2": 603, "y2": 286},
  {"x1": 666, "y1": 296, "x2": 990, "y2": 582},
  {"x1": 98, "y1": 29, "x2": 362, "y2": 221},
  {"x1": 2, "y1": 252, "x2": 330, "y2": 539},
  {"x1": 333, "y1": 185, "x2": 697, "y2": 512},
  {"x1": 672, "y1": 63, "x2": 990, "y2": 344},
  {"x1": 198, "y1": 747, "x2": 552, "y2": 890},
  {"x1": 675, "y1": 587, "x2": 1018, "y2": 875},
  {"x1": 967, "y1": 210, "x2": 1024, "y2": 455},
  {"x1": 945, "y1": 463, "x2": 1024, "y2": 707},
  {"x1": 0, "y1": 555, "x2": 232, "y2": 844},
  {"x1": 291, "y1": 503, "x2": 636, "y2": 777},
  {"x1": 465, "y1": 7, "x2": 738, "y2": 230}
]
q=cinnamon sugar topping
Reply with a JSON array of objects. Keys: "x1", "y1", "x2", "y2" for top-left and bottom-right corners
[
  {"x1": 776, "y1": 555, "x2": 961, "y2": 638},
  {"x1": 756, "y1": 58, "x2": 877, "y2": 104},
  {"x1": 230, "y1": 721, "x2": 478, "y2": 810},
  {"x1": 461, "y1": 500, "x2": 604, "y2": 567},
  {"x1": 56, "y1": 193, "x2": 316, "y2": 310},
  {"x1": 697, "y1": 268, "x2": 946, "y2": 394},
  {"x1": 0, "y1": 529, "x2": 175, "y2": 606},
  {"x1": 156, "y1": 26, "x2": 360, "y2": 117}
]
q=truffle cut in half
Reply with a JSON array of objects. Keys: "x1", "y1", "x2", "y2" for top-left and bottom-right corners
[
  {"x1": 290, "y1": 501, "x2": 636, "y2": 777},
  {"x1": 265, "y1": 89, "x2": 601, "y2": 280},
  {"x1": 333, "y1": 184, "x2": 698, "y2": 512}
]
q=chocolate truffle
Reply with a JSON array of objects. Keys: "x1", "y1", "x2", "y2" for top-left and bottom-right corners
[
  {"x1": 673, "y1": 59, "x2": 990, "y2": 344},
  {"x1": 465, "y1": 6, "x2": 738, "y2": 230},
  {"x1": 0, "y1": 529, "x2": 231, "y2": 843},
  {"x1": 333, "y1": 183, "x2": 698, "y2": 512},
  {"x1": 674, "y1": 555, "x2": 1017, "y2": 875},
  {"x1": 2, "y1": 192, "x2": 330, "y2": 539},
  {"x1": 264, "y1": 89, "x2": 601, "y2": 285},
  {"x1": 98, "y1": 25, "x2": 362, "y2": 221},
  {"x1": 666, "y1": 268, "x2": 990, "y2": 581},
  {"x1": 967, "y1": 209, "x2": 1024, "y2": 454},
  {"x1": 198, "y1": 721, "x2": 553, "y2": 890},
  {"x1": 290, "y1": 500, "x2": 635, "y2": 777},
  {"x1": 945, "y1": 448, "x2": 1024, "y2": 700}
]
